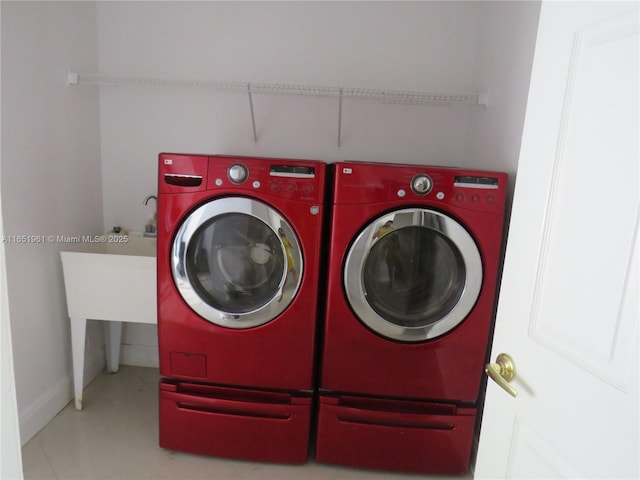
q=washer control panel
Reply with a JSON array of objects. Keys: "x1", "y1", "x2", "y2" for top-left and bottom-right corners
[
  {"x1": 159, "y1": 153, "x2": 326, "y2": 203},
  {"x1": 209, "y1": 155, "x2": 325, "y2": 202}
]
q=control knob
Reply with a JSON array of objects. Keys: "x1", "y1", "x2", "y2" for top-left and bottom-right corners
[
  {"x1": 228, "y1": 164, "x2": 248, "y2": 184},
  {"x1": 411, "y1": 174, "x2": 433, "y2": 195}
]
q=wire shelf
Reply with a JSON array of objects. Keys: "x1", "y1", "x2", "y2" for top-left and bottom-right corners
[{"x1": 67, "y1": 70, "x2": 488, "y2": 146}]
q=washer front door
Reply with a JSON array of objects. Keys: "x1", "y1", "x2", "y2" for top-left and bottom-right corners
[
  {"x1": 172, "y1": 197, "x2": 302, "y2": 328},
  {"x1": 344, "y1": 208, "x2": 482, "y2": 342}
]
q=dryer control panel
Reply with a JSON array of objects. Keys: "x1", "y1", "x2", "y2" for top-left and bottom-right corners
[{"x1": 334, "y1": 161, "x2": 507, "y2": 214}]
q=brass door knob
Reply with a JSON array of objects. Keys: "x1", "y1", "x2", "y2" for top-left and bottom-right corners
[{"x1": 485, "y1": 353, "x2": 518, "y2": 397}]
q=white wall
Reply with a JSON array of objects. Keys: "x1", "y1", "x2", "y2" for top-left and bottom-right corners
[
  {"x1": 95, "y1": 1, "x2": 540, "y2": 364},
  {"x1": 1, "y1": 1, "x2": 103, "y2": 444},
  {"x1": 466, "y1": 0, "x2": 541, "y2": 200}
]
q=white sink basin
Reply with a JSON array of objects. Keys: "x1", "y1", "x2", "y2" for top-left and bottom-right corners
[{"x1": 60, "y1": 233, "x2": 157, "y2": 323}]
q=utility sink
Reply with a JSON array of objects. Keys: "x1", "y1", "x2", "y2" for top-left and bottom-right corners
[
  {"x1": 60, "y1": 233, "x2": 157, "y2": 410},
  {"x1": 60, "y1": 233, "x2": 156, "y2": 321}
]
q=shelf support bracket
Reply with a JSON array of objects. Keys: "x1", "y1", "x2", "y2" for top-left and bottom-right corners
[
  {"x1": 247, "y1": 83, "x2": 257, "y2": 143},
  {"x1": 337, "y1": 88, "x2": 344, "y2": 148}
]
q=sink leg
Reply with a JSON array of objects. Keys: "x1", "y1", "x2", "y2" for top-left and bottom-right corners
[
  {"x1": 104, "y1": 321, "x2": 123, "y2": 374},
  {"x1": 70, "y1": 317, "x2": 86, "y2": 411}
]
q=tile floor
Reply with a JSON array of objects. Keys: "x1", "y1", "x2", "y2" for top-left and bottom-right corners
[{"x1": 22, "y1": 366, "x2": 472, "y2": 479}]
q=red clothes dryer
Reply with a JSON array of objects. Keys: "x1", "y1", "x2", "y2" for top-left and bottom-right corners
[
  {"x1": 157, "y1": 153, "x2": 326, "y2": 464},
  {"x1": 316, "y1": 161, "x2": 507, "y2": 474}
]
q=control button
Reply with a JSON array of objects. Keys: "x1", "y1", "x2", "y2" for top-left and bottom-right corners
[
  {"x1": 215, "y1": 178, "x2": 223, "y2": 186},
  {"x1": 310, "y1": 206, "x2": 320, "y2": 215},
  {"x1": 270, "y1": 181, "x2": 281, "y2": 192},
  {"x1": 436, "y1": 192, "x2": 445, "y2": 200},
  {"x1": 301, "y1": 183, "x2": 314, "y2": 194},
  {"x1": 252, "y1": 180, "x2": 261, "y2": 189},
  {"x1": 486, "y1": 194, "x2": 496, "y2": 204},
  {"x1": 286, "y1": 182, "x2": 297, "y2": 192},
  {"x1": 471, "y1": 194, "x2": 480, "y2": 203},
  {"x1": 228, "y1": 164, "x2": 248, "y2": 184},
  {"x1": 411, "y1": 174, "x2": 433, "y2": 195},
  {"x1": 454, "y1": 192, "x2": 465, "y2": 203},
  {"x1": 397, "y1": 189, "x2": 406, "y2": 198}
]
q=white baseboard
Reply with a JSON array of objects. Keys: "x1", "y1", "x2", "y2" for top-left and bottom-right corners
[
  {"x1": 18, "y1": 374, "x2": 71, "y2": 446},
  {"x1": 19, "y1": 345, "x2": 105, "y2": 446}
]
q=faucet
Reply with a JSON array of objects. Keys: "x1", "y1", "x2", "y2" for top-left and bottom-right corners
[{"x1": 143, "y1": 195, "x2": 157, "y2": 237}]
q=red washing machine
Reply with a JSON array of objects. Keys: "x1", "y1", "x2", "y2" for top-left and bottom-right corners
[
  {"x1": 316, "y1": 161, "x2": 507, "y2": 474},
  {"x1": 157, "y1": 153, "x2": 326, "y2": 464}
]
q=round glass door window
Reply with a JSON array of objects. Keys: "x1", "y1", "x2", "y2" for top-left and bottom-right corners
[
  {"x1": 344, "y1": 208, "x2": 482, "y2": 342},
  {"x1": 172, "y1": 197, "x2": 302, "y2": 328}
]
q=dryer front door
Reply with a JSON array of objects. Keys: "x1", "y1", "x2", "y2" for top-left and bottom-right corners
[
  {"x1": 344, "y1": 208, "x2": 482, "y2": 342},
  {"x1": 172, "y1": 197, "x2": 302, "y2": 329}
]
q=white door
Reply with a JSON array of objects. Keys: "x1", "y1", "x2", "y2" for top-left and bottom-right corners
[{"x1": 476, "y1": 2, "x2": 639, "y2": 478}]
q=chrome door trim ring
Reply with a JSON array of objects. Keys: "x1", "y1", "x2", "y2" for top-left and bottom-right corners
[
  {"x1": 344, "y1": 208, "x2": 482, "y2": 342},
  {"x1": 171, "y1": 197, "x2": 303, "y2": 329}
]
